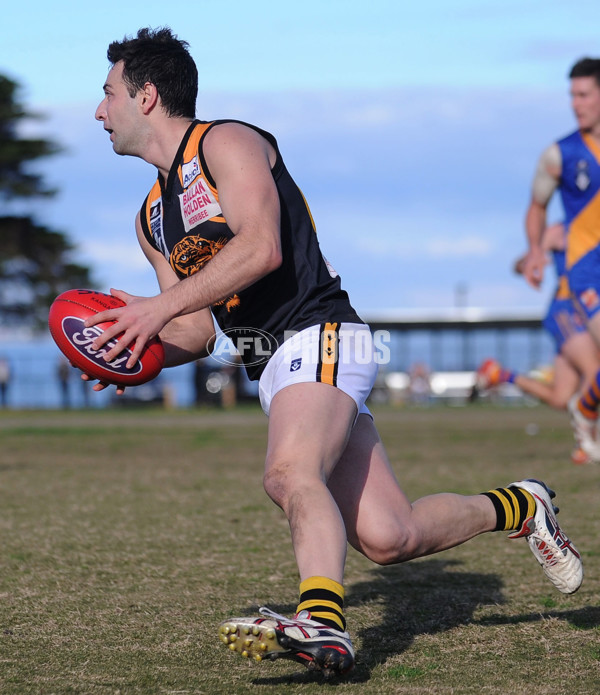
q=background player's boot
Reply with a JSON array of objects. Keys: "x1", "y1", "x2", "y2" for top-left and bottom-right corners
[
  {"x1": 475, "y1": 358, "x2": 502, "y2": 390},
  {"x1": 567, "y1": 395, "x2": 600, "y2": 462}
]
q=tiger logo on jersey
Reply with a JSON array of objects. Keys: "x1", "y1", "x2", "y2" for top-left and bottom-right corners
[{"x1": 170, "y1": 235, "x2": 240, "y2": 311}]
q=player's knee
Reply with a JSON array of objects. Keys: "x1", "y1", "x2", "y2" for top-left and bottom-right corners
[
  {"x1": 549, "y1": 394, "x2": 569, "y2": 410},
  {"x1": 263, "y1": 462, "x2": 297, "y2": 508},
  {"x1": 359, "y1": 524, "x2": 420, "y2": 565}
]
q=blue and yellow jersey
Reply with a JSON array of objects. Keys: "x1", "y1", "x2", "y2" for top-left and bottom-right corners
[
  {"x1": 551, "y1": 248, "x2": 570, "y2": 300},
  {"x1": 543, "y1": 247, "x2": 586, "y2": 352},
  {"x1": 558, "y1": 130, "x2": 600, "y2": 269},
  {"x1": 139, "y1": 119, "x2": 362, "y2": 379}
]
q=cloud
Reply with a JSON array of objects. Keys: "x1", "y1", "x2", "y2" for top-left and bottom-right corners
[
  {"x1": 425, "y1": 235, "x2": 492, "y2": 258},
  {"x1": 83, "y1": 240, "x2": 147, "y2": 268},
  {"x1": 403, "y1": 281, "x2": 545, "y2": 313},
  {"x1": 22, "y1": 84, "x2": 575, "y2": 313},
  {"x1": 338, "y1": 224, "x2": 494, "y2": 261}
]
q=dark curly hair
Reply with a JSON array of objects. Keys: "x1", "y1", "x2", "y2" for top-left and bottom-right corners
[
  {"x1": 107, "y1": 27, "x2": 198, "y2": 119},
  {"x1": 569, "y1": 57, "x2": 600, "y2": 88}
]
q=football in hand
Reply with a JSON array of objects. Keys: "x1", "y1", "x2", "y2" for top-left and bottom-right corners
[{"x1": 48, "y1": 289, "x2": 165, "y2": 386}]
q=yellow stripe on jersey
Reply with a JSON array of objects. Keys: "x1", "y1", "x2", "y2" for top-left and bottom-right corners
[
  {"x1": 567, "y1": 133, "x2": 600, "y2": 268},
  {"x1": 298, "y1": 188, "x2": 317, "y2": 233},
  {"x1": 567, "y1": 192, "x2": 600, "y2": 268},
  {"x1": 556, "y1": 275, "x2": 570, "y2": 300},
  {"x1": 582, "y1": 132, "x2": 600, "y2": 162}
]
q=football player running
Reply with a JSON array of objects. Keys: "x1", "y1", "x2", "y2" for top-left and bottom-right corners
[{"x1": 85, "y1": 28, "x2": 583, "y2": 678}]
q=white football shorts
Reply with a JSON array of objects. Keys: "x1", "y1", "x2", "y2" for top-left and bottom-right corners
[{"x1": 258, "y1": 322, "x2": 378, "y2": 417}]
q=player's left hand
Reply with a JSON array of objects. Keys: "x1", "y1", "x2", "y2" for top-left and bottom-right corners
[
  {"x1": 79, "y1": 371, "x2": 127, "y2": 395},
  {"x1": 84, "y1": 288, "x2": 170, "y2": 369},
  {"x1": 521, "y1": 247, "x2": 546, "y2": 290}
]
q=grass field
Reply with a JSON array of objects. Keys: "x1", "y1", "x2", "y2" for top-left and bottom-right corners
[{"x1": 1, "y1": 403, "x2": 599, "y2": 694}]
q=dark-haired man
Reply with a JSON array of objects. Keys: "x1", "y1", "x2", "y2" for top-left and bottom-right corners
[
  {"x1": 522, "y1": 57, "x2": 600, "y2": 460},
  {"x1": 87, "y1": 27, "x2": 583, "y2": 678}
]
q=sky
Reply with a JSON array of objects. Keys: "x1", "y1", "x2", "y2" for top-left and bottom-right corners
[{"x1": 2, "y1": 0, "x2": 600, "y2": 319}]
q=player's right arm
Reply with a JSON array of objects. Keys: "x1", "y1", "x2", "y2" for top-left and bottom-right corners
[
  {"x1": 522, "y1": 144, "x2": 562, "y2": 289},
  {"x1": 133, "y1": 213, "x2": 218, "y2": 367},
  {"x1": 80, "y1": 216, "x2": 217, "y2": 394}
]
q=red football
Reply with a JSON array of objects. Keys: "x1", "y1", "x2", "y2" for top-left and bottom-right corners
[{"x1": 48, "y1": 289, "x2": 165, "y2": 387}]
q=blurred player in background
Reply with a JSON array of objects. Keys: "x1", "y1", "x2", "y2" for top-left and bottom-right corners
[
  {"x1": 0, "y1": 355, "x2": 11, "y2": 408},
  {"x1": 476, "y1": 222, "x2": 600, "y2": 464},
  {"x1": 85, "y1": 27, "x2": 584, "y2": 679},
  {"x1": 521, "y1": 57, "x2": 600, "y2": 461}
]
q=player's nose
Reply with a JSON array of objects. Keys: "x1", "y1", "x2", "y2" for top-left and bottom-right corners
[{"x1": 95, "y1": 100, "x2": 106, "y2": 121}]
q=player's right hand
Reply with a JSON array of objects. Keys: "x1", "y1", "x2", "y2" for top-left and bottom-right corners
[{"x1": 521, "y1": 247, "x2": 546, "y2": 289}]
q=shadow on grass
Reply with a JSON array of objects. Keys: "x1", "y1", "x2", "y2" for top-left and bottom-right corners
[
  {"x1": 249, "y1": 558, "x2": 505, "y2": 686},
  {"x1": 475, "y1": 606, "x2": 600, "y2": 629},
  {"x1": 247, "y1": 558, "x2": 600, "y2": 686},
  {"x1": 348, "y1": 559, "x2": 506, "y2": 683}
]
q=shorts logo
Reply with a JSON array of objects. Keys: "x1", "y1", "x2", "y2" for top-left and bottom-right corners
[
  {"x1": 290, "y1": 358, "x2": 302, "y2": 372},
  {"x1": 580, "y1": 287, "x2": 600, "y2": 311}
]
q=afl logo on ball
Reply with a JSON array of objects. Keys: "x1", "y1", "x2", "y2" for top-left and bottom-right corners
[{"x1": 62, "y1": 316, "x2": 142, "y2": 376}]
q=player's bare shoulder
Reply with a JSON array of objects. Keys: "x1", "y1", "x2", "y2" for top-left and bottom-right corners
[
  {"x1": 532, "y1": 143, "x2": 562, "y2": 205},
  {"x1": 539, "y1": 143, "x2": 562, "y2": 178},
  {"x1": 203, "y1": 121, "x2": 276, "y2": 170}
]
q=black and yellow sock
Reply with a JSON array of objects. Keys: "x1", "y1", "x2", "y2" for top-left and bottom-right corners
[
  {"x1": 296, "y1": 576, "x2": 346, "y2": 631},
  {"x1": 481, "y1": 485, "x2": 536, "y2": 531}
]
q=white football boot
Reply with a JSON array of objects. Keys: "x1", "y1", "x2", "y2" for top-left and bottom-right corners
[
  {"x1": 219, "y1": 606, "x2": 354, "y2": 678},
  {"x1": 508, "y1": 479, "x2": 583, "y2": 594}
]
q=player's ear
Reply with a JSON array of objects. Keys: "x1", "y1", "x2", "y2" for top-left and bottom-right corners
[{"x1": 140, "y1": 82, "x2": 159, "y2": 114}]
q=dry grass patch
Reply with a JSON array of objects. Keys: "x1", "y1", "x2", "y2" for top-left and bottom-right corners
[{"x1": 0, "y1": 404, "x2": 598, "y2": 694}]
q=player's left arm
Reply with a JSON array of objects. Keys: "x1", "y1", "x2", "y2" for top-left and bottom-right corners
[
  {"x1": 541, "y1": 221, "x2": 566, "y2": 253},
  {"x1": 522, "y1": 144, "x2": 561, "y2": 289},
  {"x1": 85, "y1": 123, "x2": 282, "y2": 366},
  {"x1": 514, "y1": 221, "x2": 564, "y2": 277}
]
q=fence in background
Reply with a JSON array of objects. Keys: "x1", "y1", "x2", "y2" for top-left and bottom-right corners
[{"x1": 0, "y1": 310, "x2": 553, "y2": 410}]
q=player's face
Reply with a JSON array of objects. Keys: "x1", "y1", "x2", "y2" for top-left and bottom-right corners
[
  {"x1": 570, "y1": 76, "x2": 600, "y2": 132},
  {"x1": 95, "y1": 62, "x2": 143, "y2": 156}
]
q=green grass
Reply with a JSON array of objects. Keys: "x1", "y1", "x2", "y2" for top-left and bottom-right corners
[{"x1": 1, "y1": 404, "x2": 599, "y2": 694}]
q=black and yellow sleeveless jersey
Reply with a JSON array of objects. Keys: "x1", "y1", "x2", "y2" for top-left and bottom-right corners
[{"x1": 139, "y1": 119, "x2": 362, "y2": 379}]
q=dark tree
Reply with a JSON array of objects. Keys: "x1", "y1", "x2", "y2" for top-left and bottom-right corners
[
  {"x1": 0, "y1": 74, "x2": 93, "y2": 329},
  {"x1": 0, "y1": 216, "x2": 92, "y2": 328}
]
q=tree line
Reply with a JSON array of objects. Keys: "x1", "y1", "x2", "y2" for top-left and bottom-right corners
[{"x1": 0, "y1": 74, "x2": 93, "y2": 330}]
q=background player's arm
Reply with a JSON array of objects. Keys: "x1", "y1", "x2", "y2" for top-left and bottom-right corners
[
  {"x1": 541, "y1": 221, "x2": 566, "y2": 254},
  {"x1": 514, "y1": 221, "x2": 564, "y2": 276},
  {"x1": 522, "y1": 144, "x2": 562, "y2": 289}
]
